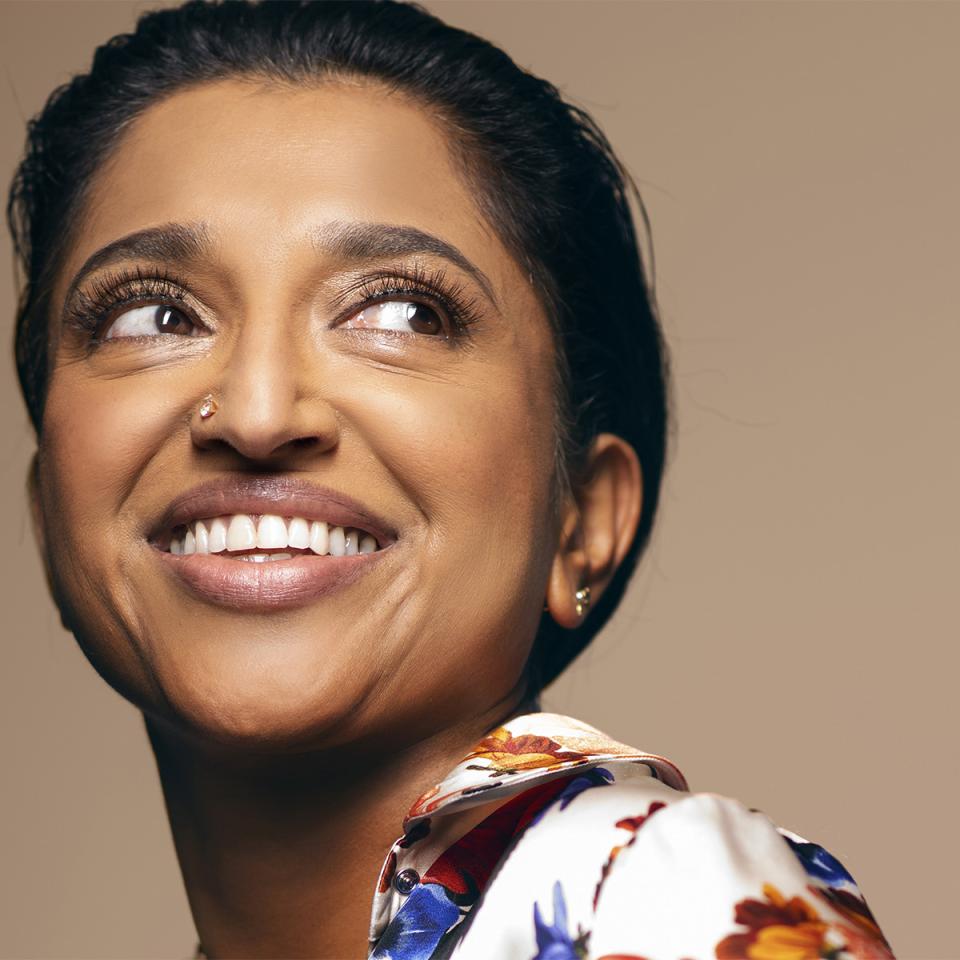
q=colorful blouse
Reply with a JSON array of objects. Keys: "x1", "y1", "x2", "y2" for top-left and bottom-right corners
[{"x1": 366, "y1": 712, "x2": 894, "y2": 960}]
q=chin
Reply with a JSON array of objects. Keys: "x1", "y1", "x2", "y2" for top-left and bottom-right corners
[
  {"x1": 191, "y1": 643, "x2": 379, "y2": 745},
  {"x1": 167, "y1": 677, "x2": 375, "y2": 759},
  {"x1": 83, "y1": 615, "x2": 379, "y2": 756}
]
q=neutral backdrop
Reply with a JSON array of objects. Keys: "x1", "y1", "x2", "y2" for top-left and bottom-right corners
[{"x1": 1, "y1": 2, "x2": 956, "y2": 957}]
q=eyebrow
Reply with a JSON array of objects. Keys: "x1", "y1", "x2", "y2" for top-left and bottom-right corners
[
  {"x1": 62, "y1": 222, "x2": 211, "y2": 309},
  {"x1": 63, "y1": 219, "x2": 499, "y2": 311},
  {"x1": 311, "y1": 220, "x2": 499, "y2": 310}
]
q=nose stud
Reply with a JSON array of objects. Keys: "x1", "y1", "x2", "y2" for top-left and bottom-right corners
[{"x1": 198, "y1": 394, "x2": 218, "y2": 420}]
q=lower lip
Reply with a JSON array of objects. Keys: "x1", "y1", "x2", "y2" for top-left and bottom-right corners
[{"x1": 154, "y1": 548, "x2": 386, "y2": 611}]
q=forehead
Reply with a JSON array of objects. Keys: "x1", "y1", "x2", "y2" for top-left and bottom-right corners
[{"x1": 65, "y1": 77, "x2": 516, "y2": 291}]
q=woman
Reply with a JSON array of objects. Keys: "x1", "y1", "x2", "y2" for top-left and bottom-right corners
[{"x1": 7, "y1": 1, "x2": 894, "y2": 957}]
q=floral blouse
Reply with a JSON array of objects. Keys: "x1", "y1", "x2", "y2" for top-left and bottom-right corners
[
  {"x1": 194, "y1": 711, "x2": 893, "y2": 959},
  {"x1": 366, "y1": 712, "x2": 894, "y2": 960}
]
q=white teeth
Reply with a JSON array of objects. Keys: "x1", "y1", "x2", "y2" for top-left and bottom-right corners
[
  {"x1": 208, "y1": 517, "x2": 228, "y2": 553},
  {"x1": 256, "y1": 514, "x2": 288, "y2": 549},
  {"x1": 238, "y1": 552, "x2": 293, "y2": 562},
  {"x1": 309, "y1": 520, "x2": 329, "y2": 555},
  {"x1": 195, "y1": 521, "x2": 210, "y2": 554},
  {"x1": 168, "y1": 514, "x2": 381, "y2": 555},
  {"x1": 288, "y1": 517, "x2": 310, "y2": 549},
  {"x1": 329, "y1": 525, "x2": 346, "y2": 557},
  {"x1": 226, "y1": 514, "x2": 257, "y2": 551}
]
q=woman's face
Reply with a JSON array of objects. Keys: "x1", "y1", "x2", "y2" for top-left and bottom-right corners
[{"x1": 34, "y1": 79, "x2": 561, "y2": 753}]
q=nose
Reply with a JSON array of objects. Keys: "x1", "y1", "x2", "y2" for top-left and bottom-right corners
[{"x1": 191, "y1": 321, "x2": 339, "y2": 463}]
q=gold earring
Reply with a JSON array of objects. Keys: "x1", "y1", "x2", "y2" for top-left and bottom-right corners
[
  {"x1": 198, "y1": 394, "x2": 218, "y2": 419},
  {"x1": 574, "y1": 586, "x2": 591, "y2": 617}
]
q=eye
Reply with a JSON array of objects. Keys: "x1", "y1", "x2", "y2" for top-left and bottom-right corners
[
  {"x1": 103, "y1": 303, "x2": 200, "y2": 340},
  {"x1": 342, "y1": 300, "x2": 444, "y2": 336}
]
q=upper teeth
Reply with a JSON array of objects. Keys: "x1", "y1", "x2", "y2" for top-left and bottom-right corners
[{"x1": 168, "y1": 515, "x2": 378, "y2": 557}]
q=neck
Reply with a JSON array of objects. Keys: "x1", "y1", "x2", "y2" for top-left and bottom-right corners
[{"x1": 145, "y1": 696, "x2": 528, "y2": 960}]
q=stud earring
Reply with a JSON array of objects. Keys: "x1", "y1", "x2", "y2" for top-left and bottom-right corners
[
  {"x1": 198, "y1": 394, "x2": 218, "y2": 419},
  {"x1": 574, "y1": 586, "x2": 591, "y2": 617}
]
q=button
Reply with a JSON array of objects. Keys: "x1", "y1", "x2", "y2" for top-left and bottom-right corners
[{"x1": 394, "y1": 868, "x2": 420, "y2": 895}]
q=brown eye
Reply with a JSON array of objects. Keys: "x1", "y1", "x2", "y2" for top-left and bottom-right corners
[
  {"x1": 104, "y1": 303, "x2": 198, "y2": 340},
  {"x1": 343, "y1": 300, "x2": 445, "y2": 336}
]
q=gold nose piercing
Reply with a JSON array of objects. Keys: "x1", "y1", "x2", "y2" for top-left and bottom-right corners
[
  {"x1": 574, "y1": 587, "x2": 591, "y2": 617},
  {"x1": 198, "y1": 394, "x2": 218, "y2": 419}
]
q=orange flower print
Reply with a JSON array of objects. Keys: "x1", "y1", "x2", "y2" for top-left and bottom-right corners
[
  {"x1": 716, "y1": 883, "x2": 896, "y2": 959},
  {"x1": 715, "y1": 883, "x2": 830, "y2": 960},
  {"x1": 748, "y1": 924, "x2": 833, "y2": 960},
  {"x1": 464, "y1": 727, "x2": 588, "y2": 774}
]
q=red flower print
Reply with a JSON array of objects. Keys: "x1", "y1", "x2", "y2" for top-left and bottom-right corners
[
  {"x1": 593, "y1": 802, "x2": 668, "y2": 909},
  {"x1": 423, "y1": 777, "x2": 572, "y2": 905},
  {"x1": 378, "y1": 850, "x2": 397, "y2": 895},
  {"x1": 809, "y1": 887, "x2": 891, "y2": 949},
  {"x1": 810, "y1": 887, "x2": 896, "y2": 958}
]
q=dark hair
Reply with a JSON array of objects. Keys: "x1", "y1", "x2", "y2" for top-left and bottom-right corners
[{"x1": 7, "y1": 0, "x2": 669, "y2": 693}]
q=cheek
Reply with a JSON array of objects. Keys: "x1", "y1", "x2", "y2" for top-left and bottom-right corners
[
  {"x1": 34, "y1": 371, "x2": 182, "y2": 706},
  {"x1": 41, "y1": 369, "x2": 183, "y2": 536},
  {"x1": 329, "y1": 356, "x2": 558, "y2": 714},
  {"x1": 339, "y1": 351, "x2": 559, "y2": 590}
]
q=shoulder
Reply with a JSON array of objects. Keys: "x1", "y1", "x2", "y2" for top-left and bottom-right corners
[
  {"x1": 456, "y1": 765, "x2": 895, "y2": 959},
  {"x1": 586, "y1": 785, "x2": 894, "y2": 959}
]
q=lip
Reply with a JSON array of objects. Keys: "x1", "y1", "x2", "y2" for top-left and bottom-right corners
[
  {"x1": 148, "y1": 475, "x2": 398, "y2": 611},
  {"x1": 155, "y1": 548, "x2": 387, "y2": 611},
  {"x1": 150, "y1": 475, "x2": 398, "y2": 547}
]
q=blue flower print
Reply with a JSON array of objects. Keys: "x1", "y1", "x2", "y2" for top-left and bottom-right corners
[
  {"x1": 531, "y1": 881, "x2": 589, "y2": 960},
  {"x1": 369, "y1": 883, "x2": 461, "y2": 960},
  {"x1": 557, "y1": 767, "x2": 614, "y2": 811},
  {"x1": 529, "y1": 767, "x2": 614, "y2": 829},
  {"x1": 783, "y1": 835, "x2": 856, "y2": 887}
]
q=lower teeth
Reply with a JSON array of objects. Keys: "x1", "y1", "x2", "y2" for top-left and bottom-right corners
[{"x1": 236, "y1": 553, "x2": 294, "y2": 562}]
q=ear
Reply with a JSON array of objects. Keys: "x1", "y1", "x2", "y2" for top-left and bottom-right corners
[{"x1": 545, "y1": 433, "x2": 643, "y2": 628}]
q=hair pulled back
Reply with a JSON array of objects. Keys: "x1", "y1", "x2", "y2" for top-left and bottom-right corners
[{"x1": 7, "y1": 0, "x2": 670, "y2": 692}]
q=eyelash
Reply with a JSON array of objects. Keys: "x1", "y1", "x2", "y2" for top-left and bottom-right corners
[
  {"x1": 64, "y1": 263, "x2": 483, "y2": 347},
  {"x1": 64, "y1": 267, "x2": 195, "y2": 344},
  {"x1": 332, "y1": 263, "x2": 483, "y2": 340}
]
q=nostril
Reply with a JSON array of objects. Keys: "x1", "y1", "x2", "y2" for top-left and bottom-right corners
[{"x1": 190, "y1": 388, "x2": 340, "y2": 463}]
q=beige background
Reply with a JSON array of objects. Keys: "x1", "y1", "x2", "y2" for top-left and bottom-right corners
[{"x1": 1, "y1": 1, "x2": 956, "y2": 957}]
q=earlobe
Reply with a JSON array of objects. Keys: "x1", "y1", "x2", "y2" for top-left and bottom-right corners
[{"x1": 544, "y1": 546, "x2": 585, "y2": 629}]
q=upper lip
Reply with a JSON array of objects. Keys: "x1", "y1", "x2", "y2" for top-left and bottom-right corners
[{"x1": 149, "y1": 476, "x2": 398, "y2": 547}]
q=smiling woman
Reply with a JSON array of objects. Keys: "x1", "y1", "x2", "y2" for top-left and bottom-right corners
[{"x1": 6, "y1": 2, "x2": 896, "y2": 959}]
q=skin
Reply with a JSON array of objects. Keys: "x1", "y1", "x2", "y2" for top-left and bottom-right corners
[{"x1": 29, "y1": 78, "x2": 642, "y2": 958}]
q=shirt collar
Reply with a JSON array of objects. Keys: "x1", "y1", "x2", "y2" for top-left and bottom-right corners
[{"x1": 403, "y1": 711, "x2": 688, "y2": 831}]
